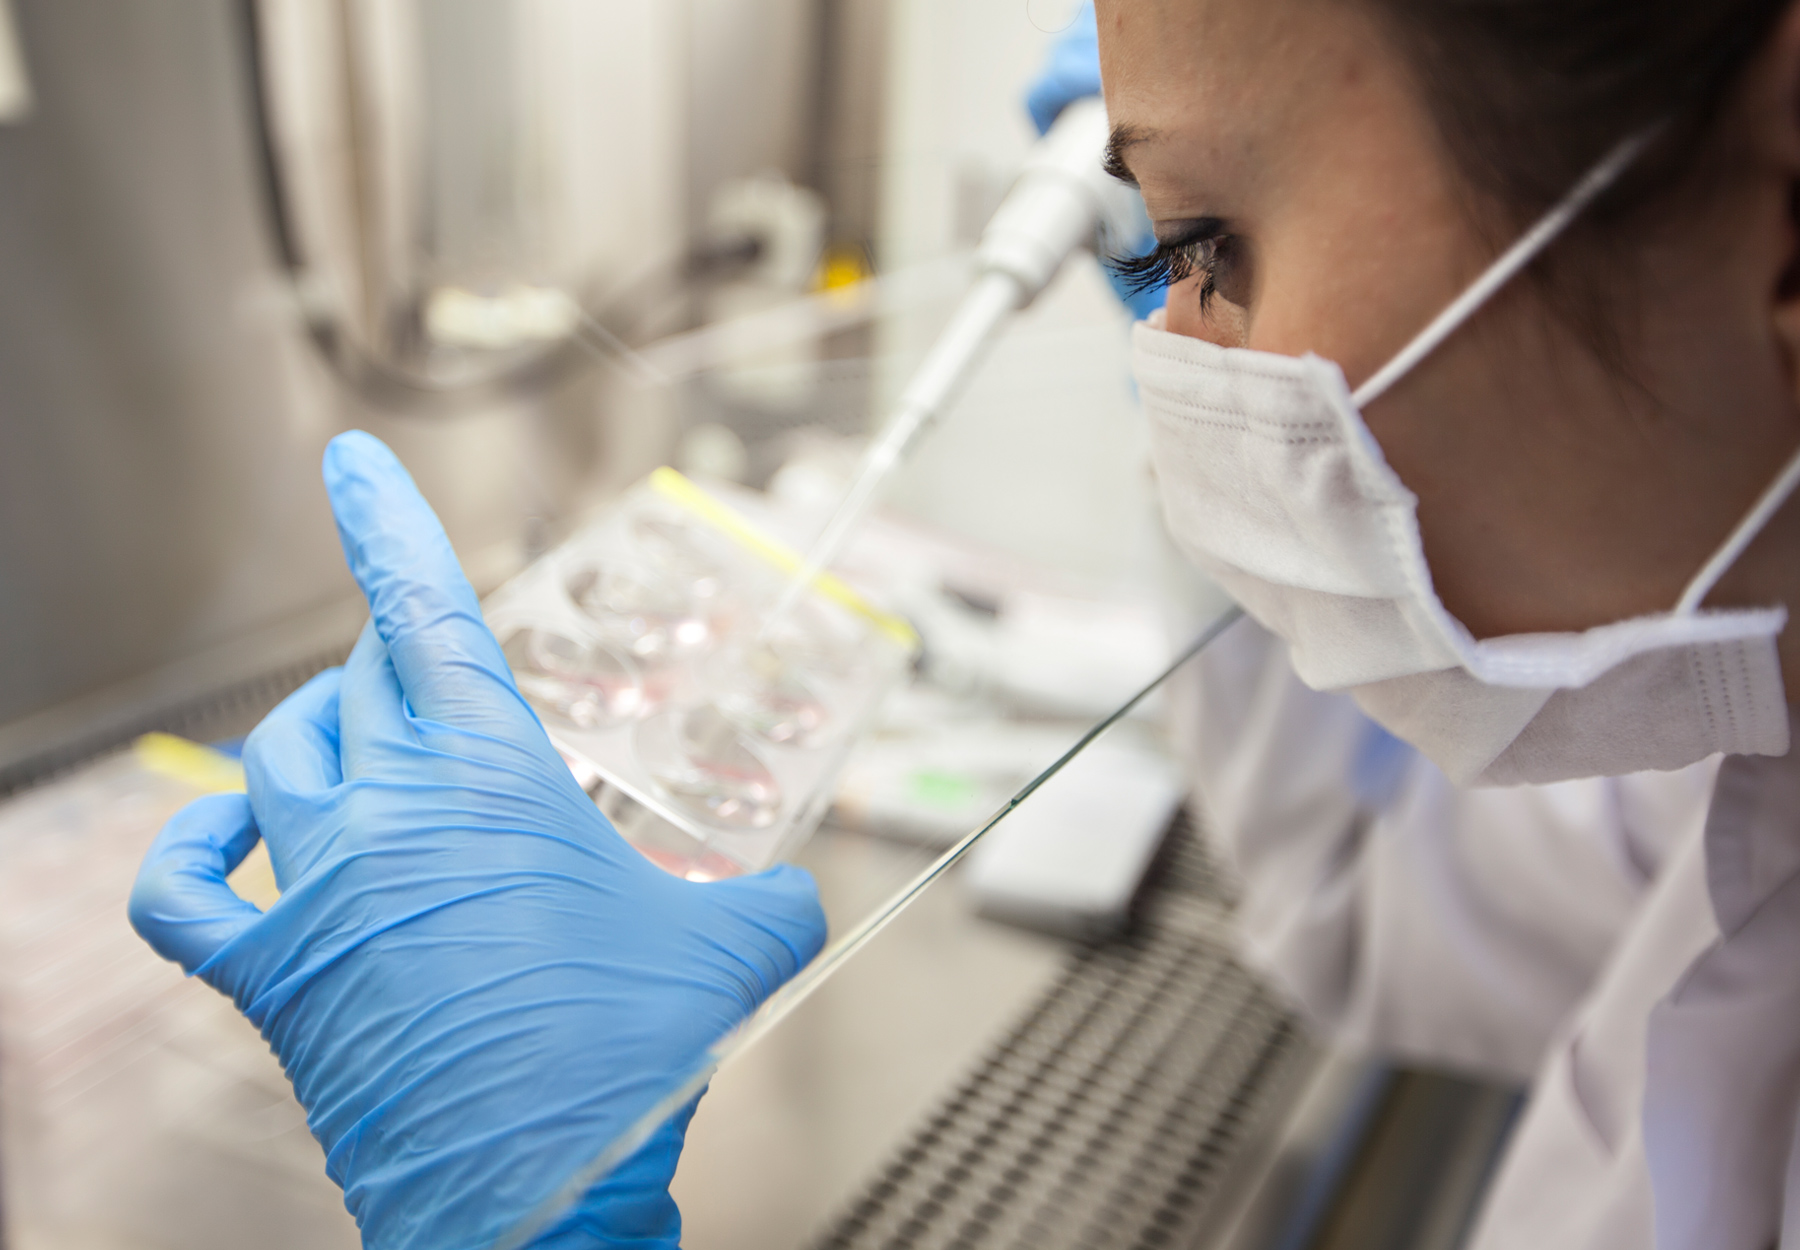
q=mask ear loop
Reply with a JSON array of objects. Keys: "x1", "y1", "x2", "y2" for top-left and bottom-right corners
[
  {"x1": 1351, "y1": 127, "x2": 1662, "y2": 409},
  {"x1": 1675, "y1": 446, "x2": 1800, "y2": 615}
]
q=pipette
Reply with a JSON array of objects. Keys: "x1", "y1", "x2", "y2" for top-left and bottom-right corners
[{"x1": 763, "y1": 96, "x2": 1146, "y2": 629}]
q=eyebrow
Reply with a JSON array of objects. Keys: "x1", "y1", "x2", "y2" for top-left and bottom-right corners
[{"x1": 1103, "y1": 123, "x2": 1160, "y2": 186}]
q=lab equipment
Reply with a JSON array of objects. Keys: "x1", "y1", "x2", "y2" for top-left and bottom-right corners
[
  {"x1": 1018, "y1": 0, "x2": 1166, "y2": 320},
  {"x1": 964, "y1": 737, "x2": 1183, "y2": 941},
  {"x1": 130, "y1": 431, "x2": 827, "y2": 1250},
  {"x1": 495, "y1": 604, "x2": 1245, "y2": 1250},
  {"x1": 832, "y1": 720, "x2": 1077, "y2": 846},
  {"x1": 767, "y1": 93, "x2": 1146, "y2": 626},
  {"x1": 243, "y1": 1, "x2": 695, "y2": 410},
  {"x1": 483, "y1": 468, "x2": 915, "y2": 880}
]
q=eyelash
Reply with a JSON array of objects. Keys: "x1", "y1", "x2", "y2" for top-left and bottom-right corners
[{"x1": 1110, "y1": 220, "x2": 1233, "y2": 310}]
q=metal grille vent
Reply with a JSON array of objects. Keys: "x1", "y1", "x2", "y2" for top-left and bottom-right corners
[
  {"x1": 1138, "y1": 808, "x2": 1238, "y2": 910},
  {"x1": 812, "y1": 820, "x2": 1310, "y2": 1250}
]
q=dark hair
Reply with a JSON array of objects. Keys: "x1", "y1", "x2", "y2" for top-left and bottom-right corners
[{"x1": 1369, "y1": 0, "x2": 1796, "y2": 226}]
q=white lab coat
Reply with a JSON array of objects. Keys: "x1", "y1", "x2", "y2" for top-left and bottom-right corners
[{"x1": 1179, "y1": 618, "x2": 1800, "y2": 1250}]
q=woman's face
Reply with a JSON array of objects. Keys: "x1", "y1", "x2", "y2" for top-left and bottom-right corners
[{"x1": 1097, "y1": 0, "x2": 1800, "y2": 662}]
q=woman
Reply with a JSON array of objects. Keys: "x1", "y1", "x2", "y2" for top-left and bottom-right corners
[
  {"x1": 1097, "y1": 1, "x2": 1800, "y2": 1247},
  {"x1": 1094, "y1": 2, "x2": 1800, "y2": 1250},
  {"x1": 129, "y1": 1, "x2": 1800, "y2": 1247}
]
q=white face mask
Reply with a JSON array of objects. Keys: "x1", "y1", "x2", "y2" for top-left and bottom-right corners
[{"x1": 1135, "y1": 133, "x2": 1800, "y2": 786}]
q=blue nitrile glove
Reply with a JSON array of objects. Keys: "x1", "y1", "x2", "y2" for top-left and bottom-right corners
[
  {"x1": 1023, "y1": 2, "x2": 1101, "y2": 137},
  {"x1": 129, "y1": 431, "x2": 827, "y2": 1250},
  {"x1": 1023, "y1": 2, "x2": 1165, "y2": 319}
]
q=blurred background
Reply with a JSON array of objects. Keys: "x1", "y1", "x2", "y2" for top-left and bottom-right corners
[
  {"x1": 0, "y1": 0, "x2": 1167, "y2": 783},
  {"x1": 0, "y1": 3, "x2": 1518, "y2": 1248}
]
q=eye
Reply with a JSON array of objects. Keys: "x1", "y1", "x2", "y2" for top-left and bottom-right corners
[{"x1": 1109, "y1": 219, "x2": 1240, "y2": 312}]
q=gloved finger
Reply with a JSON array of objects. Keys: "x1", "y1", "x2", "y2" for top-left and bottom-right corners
[
  {"x1": 1023, "y1": 0, "x2": 1099, "y2": 135},
  {"x1": 700, "y1": 863, "x2": 829, "y2": 1003},
  {"x1": 129, "y1": 792, "x2": 266, "y2": 976},
  {"x1": 321, "y1": 431, "x2": 535, "y2": 738},
  {"x1": 338, "y1": 621, "x2": 417, "y2": 780},
  {"x1": 243, "y1": 667, "x2": 344, "y2": 802}
]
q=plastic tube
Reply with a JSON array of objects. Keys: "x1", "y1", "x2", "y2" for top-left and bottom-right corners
[{"x1": 760, "y1": 97, "x2": 1133, "y2": 635}]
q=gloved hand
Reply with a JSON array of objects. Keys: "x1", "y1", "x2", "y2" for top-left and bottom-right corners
[
  {"x1": 1022, "y1": 1, "x2": 1165, "y2": 319},
  {"x1": 1023, "y1": 1, "x2": 1101, "y2": 137},
  {"x1": 129, "y1": 431, "x2": 827, "y2": 1250}
]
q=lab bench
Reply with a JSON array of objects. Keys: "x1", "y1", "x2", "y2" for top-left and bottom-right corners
[{"x1": 0, "y1": 749, "x2": 1516, "y2": 1250}]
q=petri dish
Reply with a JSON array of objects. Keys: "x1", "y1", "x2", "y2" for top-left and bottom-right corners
[
  {"x1": 627, "y1": 513, "x2": 732, "y2": 599},
  {"x1": 566, "y1": 562, "x2": 721, "y2": 665},
  {"x1": 756, "y1": 599, "x2": 880, "y2": 689},
  {"x1": 634, "y1": 704, "x2": 782, "y2": 829},
  {"x1": 591, "y1": 778, "x2": 749, "y2": 882},
  {"x1": 705, "y1": 642, "x2": 834, "y2": 748},
  {"x1": 501, "y1": 628, "x2": 645, "y2": 729}
]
